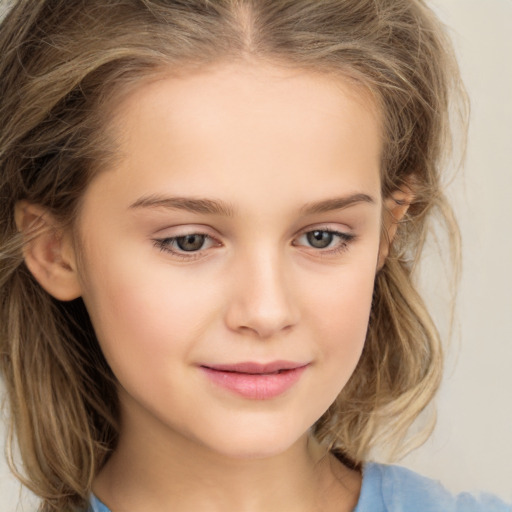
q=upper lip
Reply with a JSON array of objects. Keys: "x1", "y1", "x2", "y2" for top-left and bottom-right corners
[{"x1": 201, "y1": 361, "x2": 309, "y2": 374}]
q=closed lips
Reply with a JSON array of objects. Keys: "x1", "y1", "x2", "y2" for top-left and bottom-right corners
[
  {"x1": 200, "y1": 361, "x2": 309, "y2": 374},
  {"x1": 199, "y1": 362, "x2": 310, "y2": 399}
]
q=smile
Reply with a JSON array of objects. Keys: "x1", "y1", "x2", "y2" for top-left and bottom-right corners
[{"x1": 199, "y1": 361, "x2": 309, "y2": 400}]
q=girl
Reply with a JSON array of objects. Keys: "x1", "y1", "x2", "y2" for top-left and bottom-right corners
[{"x1": 0, "y1": 1, "x2": 509, "y2": 511}]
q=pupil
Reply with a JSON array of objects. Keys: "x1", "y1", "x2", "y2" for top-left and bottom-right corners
[
  {"x1": 177, "y1": 234, "x2": 205, "y2": 251},
  {"x1": 307, "y1": 231, "x2": 333, "y2": 249}
]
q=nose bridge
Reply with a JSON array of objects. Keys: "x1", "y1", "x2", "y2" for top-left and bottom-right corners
[{"x1": 225, "y1": 242, "x2": 298, "y2": 338}]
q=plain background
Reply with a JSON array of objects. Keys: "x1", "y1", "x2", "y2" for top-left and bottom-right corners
[{"x1": 1, "y1": 0, "x2": 511, "y2": 509}]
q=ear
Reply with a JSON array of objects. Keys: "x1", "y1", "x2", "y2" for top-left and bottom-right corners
[
  {"x1": 15, "y1": 201, "x2": 82, "y2": 301},
  {"x1": 376, "y1": 184, "x2": 414, "y2": 270}
]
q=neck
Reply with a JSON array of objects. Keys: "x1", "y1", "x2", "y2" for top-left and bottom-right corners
[{"x1": 93, "y1": 397, "x2": 361, "y2": 512}]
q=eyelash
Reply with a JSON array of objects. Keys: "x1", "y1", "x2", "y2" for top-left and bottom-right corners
[
  {"x1": 152, "y1": 234, "x2": 220, "y2": 261},
  {"x1": 152, "y1": 228, "x2": 355, "y2": 261},
  {"x1": 293, "y1": 229, "x2": 355, "y2": 256}
]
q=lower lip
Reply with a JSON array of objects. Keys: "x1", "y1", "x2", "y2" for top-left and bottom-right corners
[{"x1": 200, "y1": 365, "x2": 308, "y2": 400}]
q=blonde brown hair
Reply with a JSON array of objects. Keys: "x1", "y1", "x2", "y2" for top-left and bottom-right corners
[{"x1": 0, "y1": 1, "x2": 466, "y2": 510}]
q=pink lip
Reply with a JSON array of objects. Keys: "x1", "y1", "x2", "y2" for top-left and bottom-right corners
[{"x1": 200, "y1": 361, "x2": 309, "y2": 400}]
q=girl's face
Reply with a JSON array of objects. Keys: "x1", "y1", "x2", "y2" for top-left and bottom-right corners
[{"x1": 75, "y1": 62, "x2": 385, "y2": 458}]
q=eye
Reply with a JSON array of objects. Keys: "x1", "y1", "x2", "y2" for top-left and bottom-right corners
[
  {"x1": 306, "y1": 230, "x2": 336, "y2": 249},
  {"x1": 294, "y1": 228, "x2": 355, "y2": 254},
  {"x1": 174, "y1": 234, "x2": 208, "y2": 252},
  {"x1": 152, "y1": 233, "x2": 219, "y2": 260}
]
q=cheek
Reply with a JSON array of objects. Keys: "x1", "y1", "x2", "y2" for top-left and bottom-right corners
[
  {"x1": 78, "y1": 244, "x2": 218, "y2": 378},
  {"x1": 307, "y1": 243, "x2": 377, "y2": 333},
  {"x1": 305, "y1": 249, "x2": 377, "y2": 385},
  {"x1": 323, "y1": 286, "x2": 373, "y2": 363}
]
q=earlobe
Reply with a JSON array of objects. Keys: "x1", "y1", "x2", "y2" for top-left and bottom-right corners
[
  {"x1": 377, "y1": 185, "x2": 414, "y2": 270},
  {"x1": 15, "y1": 201, "x2": 82, "y2": 301}
]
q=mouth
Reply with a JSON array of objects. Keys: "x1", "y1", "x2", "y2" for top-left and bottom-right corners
[
  {"x1": 199, "y1": 361, "x2": 309, "y2": 400},
  {"x1": 202, "y1": 361, "x2": 307, "y2": 374}
]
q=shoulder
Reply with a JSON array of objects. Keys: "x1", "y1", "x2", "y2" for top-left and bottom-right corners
[
  {"x1": 354, "y1": 462, "x2": 511, "y2": 512},
  {"x1": 88, "y1": 493, "x2": 111, "y2": 512}
]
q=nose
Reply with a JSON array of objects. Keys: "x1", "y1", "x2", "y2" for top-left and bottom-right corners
[{"x1": 224, "y1": 248, "x2": 299, "y2": 339}]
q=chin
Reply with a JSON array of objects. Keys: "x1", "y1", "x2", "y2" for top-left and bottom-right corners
[
  {"x1": 192, "y1": 417, "x2": 311, "y2": 461},
  {"x1": 208, "y1": 438, "x2": 302, "y2": 461}
]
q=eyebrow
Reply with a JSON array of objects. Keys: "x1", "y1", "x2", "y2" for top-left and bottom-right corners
[
  {"x1": 129, "y1": 192, "x2": 375, "y2": 216},
  {"x1": 299, "y1": 193, "x2": 375, "y2": 215},
  {"x1": 129, "y1": 195, "x2": 235, "y2": 216}
]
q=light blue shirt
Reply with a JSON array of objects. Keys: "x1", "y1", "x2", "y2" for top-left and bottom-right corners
[
  {"x1": 88, "y1": 462, "x2": 512, "y2": 511},
  {"x1": 353, "y1": 463, "x2": 511, "y2": 511}
]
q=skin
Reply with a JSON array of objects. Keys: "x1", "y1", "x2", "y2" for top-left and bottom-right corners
[{"x1": 17, "y1": 61, "x2": 409, "y2": 512}]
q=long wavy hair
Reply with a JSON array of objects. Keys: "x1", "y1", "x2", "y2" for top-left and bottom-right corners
[{"x1": 0, "y1": 0, "x2": 466, "y2": 510}]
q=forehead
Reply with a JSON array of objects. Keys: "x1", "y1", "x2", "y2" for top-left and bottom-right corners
[{"x1": 92, "y1": 61, "x2": 383, "y2": 210}]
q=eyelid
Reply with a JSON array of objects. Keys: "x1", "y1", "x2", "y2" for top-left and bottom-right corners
[
  {"x1": 151, "y1": 230, "x2": 222, "y2": 261},
  {"x1": 292, "y1": 226, "x2": 356, "y2": 255},
  {"x1": 151, "y1": 224, "x2": 356, "y2": 261},
  {"x1": 151, "y1": 223, "x2": 218, "y2": 237},
  {"x1": 294, "y1": 223, "x2": 354, "y2": 242}
]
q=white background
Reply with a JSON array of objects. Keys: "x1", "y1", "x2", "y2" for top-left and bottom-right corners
[
  {"x1": 1, "y1": 0, "x2": 512, "y2": 509},
  {"x1": 401, "y1": 0, "x2": 512, "y2": 500}
]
